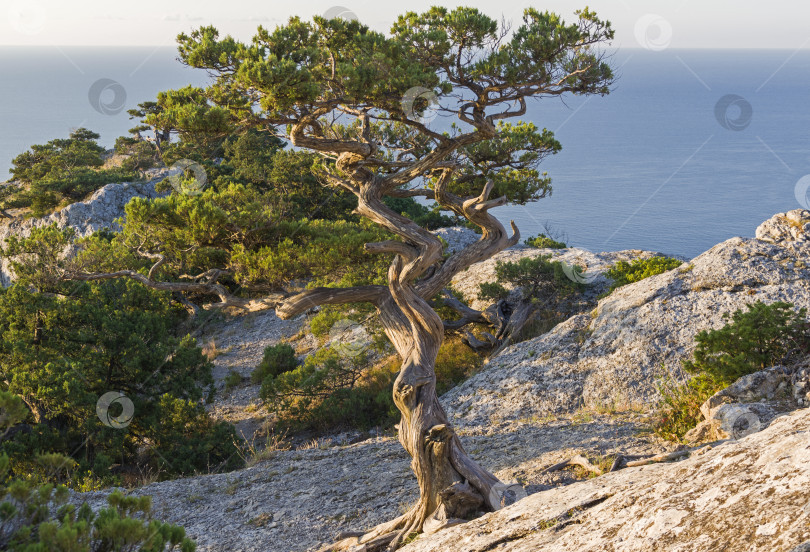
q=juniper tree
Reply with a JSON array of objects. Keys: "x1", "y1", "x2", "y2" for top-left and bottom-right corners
[{"x1": 49, "y1": 6, "x2": 614, "y2": 550}]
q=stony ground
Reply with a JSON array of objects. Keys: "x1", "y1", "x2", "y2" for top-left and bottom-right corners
[
  {"x1": 401, "y1": 407, "x2": 810, "y2": 552},
  {"x1": 78, "y1": 411, "x2": 670, "y2": 552},
  {"x1": 198, "y1": 309, "x2": 311, "y2": 442}
]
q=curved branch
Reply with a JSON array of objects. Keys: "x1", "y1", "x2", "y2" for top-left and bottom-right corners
[
  {"x1": 364, "y1": 240, "x2": 419, "y2": 261},
  {"x1": 408, "y1": 176, "x2": 518, "y2": 301},
  {"x1": 63, "y1": 270, "x2": 285, "y2": 312},
  {"x1": 275, "y1": 285, "x2": 388, "y2": 320}
]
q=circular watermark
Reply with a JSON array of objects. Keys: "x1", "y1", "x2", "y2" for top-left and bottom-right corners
[
  {"x1": 88, "y1": 78, "x2": 127, "y2": 116},
  {"x1": 725, "y1": 408, "x2": 761, "y2": 440},
  {"x1": 714, "y1": 94, "x2": 753, "y2": 131},
  {"x1": 488, "y1": 481, "x2": 527, "y2": 510},
  {"x1": 166, "y1": 159, "x2": 208, "y2": 196},
  {"x1": 323, "y1": 6, "x2": 358, "y2": 21},
  {"x1": 401, "y1": 86, "x2": 440, "y2": 125},
  {"x1": 8, "y1": 1, "x2": 46, "y2": 35},
  {"x1": 795, "y1": 175, "x2": 810, "y2": 209},
  {"x1": 328, "y1": 318, "x2": 371, "y2": 358},
  {"x1": 634, "y1": 14, "x2": 672, "y2": 51},
  {"x1": 96, "y1": 391, "x2": 135, "y2": 429},
  {"x1": 560, "y1": 250, "x2": 601, "y2": 285}
]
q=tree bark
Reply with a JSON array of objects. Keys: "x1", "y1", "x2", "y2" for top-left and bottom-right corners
[{"x1": 275, "y1": 170, "x2": 522, "y2": 551}]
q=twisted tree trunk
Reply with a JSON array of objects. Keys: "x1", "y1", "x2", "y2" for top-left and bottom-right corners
[{"x1": 278, "y1": 168, "x2": 522, "y2": 551}]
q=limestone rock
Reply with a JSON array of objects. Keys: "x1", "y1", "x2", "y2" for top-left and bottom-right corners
[
  {"x1": 0, "y1": 171, "x2": 169, "y2": 285},
  {"x1": 402, "y1": 407, "x2": 810, "y2": 552},
  {"x1": 699, "y1": 365, "x2": 793, "y2": 420},
  {"x1": 431, "y1": 226, "x2": 480, "y2": 255},
  {"x1": 684, "y1": 364, "x2": 806, "y2": 442},
  {"x1": 442, "y1": 229, "x2": 810, "y2": 429},
  {"x1": 755, "y1": 209, "x2": 810, "y2": 244}
]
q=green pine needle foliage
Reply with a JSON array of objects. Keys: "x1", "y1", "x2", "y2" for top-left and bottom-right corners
[
  {"x1": 655, "y1": 301, "x2": 810, "y2": 441},
  {"x1": 603, "y1": 256, "x2": 682, "y2": 293},
  {"x1": 524, "y1": 234, "x2": 567, "y2": 249}
]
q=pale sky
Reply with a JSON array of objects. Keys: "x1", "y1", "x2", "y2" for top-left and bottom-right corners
[{"x1": 1, "y1": 0, "x2": 808, "y2": 49}]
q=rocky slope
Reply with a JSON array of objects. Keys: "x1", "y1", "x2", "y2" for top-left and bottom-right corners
[
  {"x1": 72, "y1": 209, "x2": 810, "y2": 552},
  {"x1": 0, "y1": 170, "x2": 168, "y2": 285},
  {"x1": 402, "y1": 406, "x2": 810, "y2": 552},
  {"x1": 443, "y1": 210, "x2": 810, "y2": 429},
  {"x1": 78, "y1": 412, "x2": 669, "y2": 552}
]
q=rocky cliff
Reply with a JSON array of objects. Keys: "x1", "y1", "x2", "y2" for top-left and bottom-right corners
[
  {"x1": 0, "y1": 171, "x2": 167, "y2": 285},
  {"x1": 443, "y1": 210, "x2": 810, "y2": 429}
]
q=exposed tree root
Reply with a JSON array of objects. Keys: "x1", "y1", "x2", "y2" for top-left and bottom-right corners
[
  {"x1": 546, "y1": 441, "x2": 726, "y2": 478},
  {"x1": 542, "y1": 454, "x2": 603, "y2": 476}
]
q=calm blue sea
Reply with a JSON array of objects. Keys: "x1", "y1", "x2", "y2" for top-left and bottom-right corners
[{"x1": 1, "y1": 47, "x2": 809, "y2": 258}]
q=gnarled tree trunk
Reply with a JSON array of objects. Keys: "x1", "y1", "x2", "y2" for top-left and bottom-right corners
[{"x1": 276, "y1": 168, "x2": 521, "y2": 552}]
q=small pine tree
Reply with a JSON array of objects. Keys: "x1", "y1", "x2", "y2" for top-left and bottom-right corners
[{"x1": 684, "y1": 301, "x2": 810, "y2": 384}]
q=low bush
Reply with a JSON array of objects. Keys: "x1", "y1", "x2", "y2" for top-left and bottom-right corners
[
  {"x1": 259, "y1": 349, "x2": 398, "y2": 432},
  {"x1": 434, "y1": 337, "x2": 483, "y2": 395},
  {"x1": 251, "y1": 343, "x2": 298, "y2": 384},
  {"x1": 5, "y1": 128, "x2": 140, "y2": 216},
  {"x1": 382, "y1": 196, "x2": 460, "y2": 230},
  {"x1": 603, "y1": 256, "x2": 682, "y2": 293},
  {"x1": 684, "y1": 301, "x2": 810, "y2": 384},
  {"x1": 257, "y1": 337, "x2": 483, "y2": 433},
  {"x1": 524, "y1": 233, "x2": 566, "y2": 249},
  {"x1": 0, "y1": 456, "x2": 195, "y2": 551},
  {"x1": 479, "y1": 254, "x2": 584, "y2": 304},
  {"x1": 0, "y1": 280, "x2": 242, "y2": 485},
  {"x1": 654, "y1": 301, "x2": 810, "y2": 441}
]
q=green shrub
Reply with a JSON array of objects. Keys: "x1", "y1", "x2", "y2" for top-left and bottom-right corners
[
  {"x1": 258, "y1": 335, "x2": 484, "y2": 433},
  {"x1": 114, "y1": 136, "x2": 161, "y2": 171},
  {"x1": 382, "y1": 196, "x2": 460, "y2": 230},
  {"x1": 5, "y1": 129, "x2": 140, "y2": 215},
  {"x1": 260, "y1": 349, "x2": 398, "y2": 432},
  {"x1": 524, "y1": 234, "x2": 566, "y2": 249},
  {"x1": 654, "y1": 372, "x2": 720, "y2": 442},
  {"x1": 604, "y1": 256, "x2": 682, "y2": 293},
  {"x1": 434, "y1": 337, "x2": 483, "y2": 395},
  {"x1": 480, "y1": 254, "x2": 584, "y2": 303},
  {"x1": 655, "y1": 301, "x2": 810, "y2": 441},
  {"x1": 0, "y1": 456, "x2": 195, "y2": 551},
  {"x1": 309, "y1": 309, "x2": 347, "y2": 338},
  {"x1": 684, "y1": 301, "x2": 810, "y2": 384},
  {"x1": 251, "y1": 344, "x2": 298, "y2": 384},
  {"x1": 0, "y1": 280, "x2": 242, "y2": 484},
  {"x1": 224, "y1": 370, "x2": 243, "y2": 390},
  {"x1": 477, "y1": 281, "x2": 510, "y2": 302},
  {"x1": 0, "y1": 403, "x2": 195, "y2": 551}
]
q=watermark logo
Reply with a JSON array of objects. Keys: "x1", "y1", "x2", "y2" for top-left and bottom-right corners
[
  {"x1": 96, "y1": 391, "x2": 135, "y2": 429},
  {"x1": 722, "y1": 406, "x2": 761, "y2": 440},
  {"x1": 488, "y1": 481, "x2": 527, "y2": 509},
  {"x1": 634, "y1": 14, "x2": 672, "y2": 51},
  {"x1": 714, "y1": 94, "x2": 753, "y2": 131},
  {"x1": 328, "y1": 318, "x2": 371, "y2": 358},
  {"x1": 88, "y1": 78, "x2": 127, "y2": 116},
  {"x1": 166, "y1": 159, "x2": 208, "y2": 196},
  {"x1": 401, "y1": 87, "x2": 440, "y2": 125},
  {"x1": 8, "y1": 1, "x2": 46, "y2": 35},
  {"x1": 560, "y1": 250, "x2": 601, "y2": 285},
  {"x1": 794, "y1": 175, "x2": 810, "y2": 210},
  {"x1": 323, "y1": 6, "x2": 358, "y2": 21}
]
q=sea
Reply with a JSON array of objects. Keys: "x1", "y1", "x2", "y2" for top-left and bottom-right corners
[{"x1": 1, "y1": 46, "x2": 809, "y2": 259}]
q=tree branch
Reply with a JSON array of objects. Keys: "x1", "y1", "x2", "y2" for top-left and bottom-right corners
[{"x1": 275, "y1": 285, "x2": 388, "y2": 320}]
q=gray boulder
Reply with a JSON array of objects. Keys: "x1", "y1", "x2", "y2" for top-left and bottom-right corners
[
  {"x1": 0, "y1": 171, "x2": 168, "y2": 285},
  {"x1": 442, "y1": 211, "x2": 810, "y2": 429}
]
